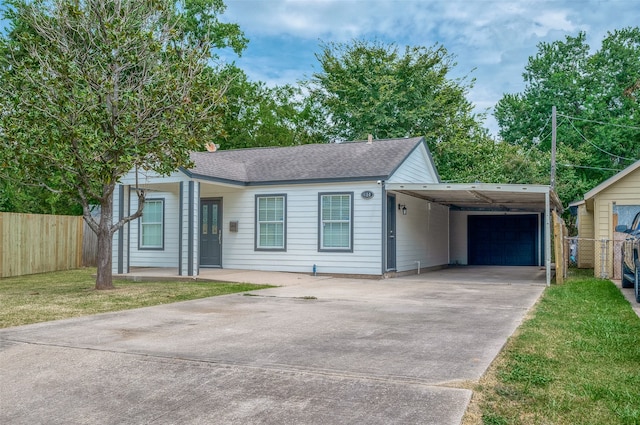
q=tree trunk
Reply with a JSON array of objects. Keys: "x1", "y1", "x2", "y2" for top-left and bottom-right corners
[{"x1": 95, "y1": 194, "x2": 115, "y2": 290}]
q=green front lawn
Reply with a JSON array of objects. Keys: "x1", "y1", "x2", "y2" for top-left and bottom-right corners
[
  {"x1": 0, "y1": 268, "x2": 273, "y2": 328},
  {"x1": 465, "y1": 270, "x2": 640, "y2": 424}
]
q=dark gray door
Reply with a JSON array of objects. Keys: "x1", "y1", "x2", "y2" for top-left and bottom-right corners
[
  {"x1": 468, "y1": 215, "x2": 537, "y2": 266},
  {"x1": 200, "y1": 199, "x2": 222, "y2": 267},
  {"x1": 386, "y1": 194, "x2": 396, "y2": 270}
]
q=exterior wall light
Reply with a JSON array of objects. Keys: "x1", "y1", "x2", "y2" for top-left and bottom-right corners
[{"x1": 398, "y1": 204, "x2": 407, "y2": 215}]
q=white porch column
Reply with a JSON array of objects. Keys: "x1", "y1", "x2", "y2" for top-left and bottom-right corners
[
  {"x1": 179, "y1": 181, "x2": 199, "y2": 277},
  {"x1": 113, "y1": 184, "x2": 130, "y2": 275},
  {"x1": 185, "y1": 181, "x2": 200, "y2": 277},
  {"x1": 178, "y1": 182, "x2": 186, "y2": 276}
]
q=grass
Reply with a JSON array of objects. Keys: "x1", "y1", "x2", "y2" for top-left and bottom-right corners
[
  {"x1": 464, "y1": 268, "x2": 640, "y2": 425},
  {"x1": 0, "y1": 268, "x2": 273, "y2": 328}
]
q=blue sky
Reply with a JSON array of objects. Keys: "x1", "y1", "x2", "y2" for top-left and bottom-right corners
[
  {"x1": 219, "y1": 0, "x2": 639, "y2": 136},
  {"x1": 0, "y1": 0, "x2": 635, "y2": 136}
]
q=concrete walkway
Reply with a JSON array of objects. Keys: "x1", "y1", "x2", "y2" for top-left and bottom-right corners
[
  {"x1": 120, "y1": 265, "x2": 548, "y2": 286},
  {"x1": 0, "y1": 267, "x2": 545, "y2": 424}
]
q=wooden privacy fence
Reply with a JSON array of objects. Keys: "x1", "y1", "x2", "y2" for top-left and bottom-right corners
[
  {"x1": 552, "y1": 210, "x2": 568, "y2": 284},
  {"x1": 82, "y1": 220, "x2": 98, "y2": 267},
  {"x1": 0, "y1": 212, "x2": 96, "y2": 278}
]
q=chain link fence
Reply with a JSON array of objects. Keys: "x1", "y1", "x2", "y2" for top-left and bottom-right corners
[{"x1": 565, "y1": 233, "x2": 624, "y2": 279}]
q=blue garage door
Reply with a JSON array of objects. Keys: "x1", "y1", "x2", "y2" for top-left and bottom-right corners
[{"x1": 468, "y1": 215, "x2": 538, "y2": 266}]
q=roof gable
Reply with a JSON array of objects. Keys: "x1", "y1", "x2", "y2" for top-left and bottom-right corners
[
  {"x1": 583, "y1": 159, "x2": 640, "y2": 200},
  {"x1": 186, "y1": 137, "x2": 434, "y2": 185},
  {"x1": 388, "y1": 142, "x2": 439, "y2": 184}
]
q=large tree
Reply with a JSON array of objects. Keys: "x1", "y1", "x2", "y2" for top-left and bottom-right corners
[
  {"x1": 431, "y1": 137, "x2": 550, "y2": 185},
  {"x1": 494, "y1": 28, "x2": 640, "y2": 204},
  {"x1": 303, "y1": 39, "x2": 541, "y2": 185},
  {"x1": 214, "y1": 65, "x2": 325, "y2": 149},
  {"x1": 0, "y1": 0, "x2": 246, "y2": 289},
  {"x1": 306, "y1": 39, "x2": 485, "y2": 147}
]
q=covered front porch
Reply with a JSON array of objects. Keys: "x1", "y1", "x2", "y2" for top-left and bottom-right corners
[{"x1": 114, "y1": 179, "x2": 241, "y2": 278}]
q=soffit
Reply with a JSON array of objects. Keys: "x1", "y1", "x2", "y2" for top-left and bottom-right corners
[{"x1": 386, "y1": 183, "x2": 562, "y2": 213}]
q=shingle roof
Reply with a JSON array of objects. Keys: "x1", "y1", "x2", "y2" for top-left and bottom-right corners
[{"x1": 185, "y1": 137, "x2": 428, "y2": 185}]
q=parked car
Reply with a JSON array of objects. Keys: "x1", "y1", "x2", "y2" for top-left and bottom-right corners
[{"x1": 616, "y1": 211, "x2": 640, "y2": 302}]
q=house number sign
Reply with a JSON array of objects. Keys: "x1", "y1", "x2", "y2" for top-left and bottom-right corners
[{"x1": 361, "y1": 190, "x2": 374, "y2": 200}]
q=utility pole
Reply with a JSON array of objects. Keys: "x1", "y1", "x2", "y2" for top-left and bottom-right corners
[{"x1": 550, "y1": 105, "x2": 557, "y2": 189}]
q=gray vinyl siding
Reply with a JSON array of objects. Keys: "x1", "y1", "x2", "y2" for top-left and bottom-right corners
[
  {"x1": 202, "y1": 181, "x2": 384, "y2": 275},
  {"x1": 113, "y1": 139, "x2": 440, "y2": 277},
  {"x1": 113, "y1": 170, "x2": 194, "y2": 273},
  {"x1": 386, "y1": 145, "x2": 444, "y2": 272},
  {"x1": 128, "y1": 185, "x2": 181, "y2": 268},
  {"x1": 387, "y1": 144, "x2": 438, "y2": 184},
  {"x1": 449, "y1": 211, "x2": 468, "y2": 265},
  {"x1": 394, "y1": 192, "x2": 449, "y2": 272}
]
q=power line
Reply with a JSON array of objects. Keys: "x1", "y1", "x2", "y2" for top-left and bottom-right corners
[
  {"x1": 564, "y1": 116, "x2": 638, "y2": 162},
  {"x1": 557, "y1": 113, "x2": 640, "y2": 131},
  {"x1": 535, "y1": 114, "x2": 553, "y2": 142},
  {"x1": 559, "y1": 163, "x2": 621, "y2": 172}
]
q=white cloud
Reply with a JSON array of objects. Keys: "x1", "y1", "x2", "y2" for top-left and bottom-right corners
[
  {"x1": 531, "y1": 10, "x2": 577, "y2": 36},
  {"x1": 221, "y1": 0, "x2": 640, "y2": 136},
  {"x1": 225, "y1": 0, "x2": 380, "y2": 40}
]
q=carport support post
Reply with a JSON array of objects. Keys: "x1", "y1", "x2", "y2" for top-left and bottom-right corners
[{"x1": 545, "y1": 190, "x2": 551, "y2": 286}]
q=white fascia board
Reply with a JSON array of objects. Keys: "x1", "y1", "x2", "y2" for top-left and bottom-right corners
[
  {"x1": 193, "y1": 178, "x2": 244, "y2": 189},
  {"x1": 385, "y1": 182, "x2": 553, "y2": 193},
  {"x1": 386, "y1": 182, "x2": 562, "y2": 212},
  {"x1": 583, "y1": 160, "x2": 640, "y2": 200}
]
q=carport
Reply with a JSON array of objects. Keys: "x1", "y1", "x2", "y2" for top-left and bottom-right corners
[{"x1": 386, "y1": 182, "x2": 563, "y2": 285}]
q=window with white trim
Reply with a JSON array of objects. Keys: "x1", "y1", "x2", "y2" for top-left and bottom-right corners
[
  {"x1": 140, "y1": 199, "x2": 164, "y2": 249},
  {"x1": 319, "y1": 193, "x2": 352, "y2": 251},
  {"x1": 256, "y1": 195, "x2": 286, "y2": 250}
]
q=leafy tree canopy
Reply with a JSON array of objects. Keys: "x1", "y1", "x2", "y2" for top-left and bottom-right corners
[
  {"x1": 303, "y1": 38, "x2": 542, "y2": 186},
  {"x1": 495, "y1": 28, "x2": 640, "y2": 204},
  {"x1": 214, "y1": 65, "x2": 325, "y2": 149},
  {"x1": 305, "y1": 39, "x2": 486, "y2": 147},
  {"x1": 0, "y1": 0, "x2": 246, "y2": 288},
  {"x1": 0, "y1": 180, "x2": 82, "y2": 215}
]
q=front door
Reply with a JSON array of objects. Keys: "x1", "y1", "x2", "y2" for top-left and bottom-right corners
[
  {"x1": 200, "y1": 199, "x2": 222, "y2": 267},
  {"x1": 386, "y1": 194, "x2": 397, "y2": 270}
]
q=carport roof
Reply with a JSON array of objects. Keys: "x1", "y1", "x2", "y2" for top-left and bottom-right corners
[{"x1": 385, "y1": 182, "x2": 562, "y2": 213}]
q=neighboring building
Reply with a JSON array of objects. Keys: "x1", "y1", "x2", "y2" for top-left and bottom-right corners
[
  {"x1": 113, "y1": 137, "x2": 561, "y2": 283},
  {"x1": 569, "y1": 160, "x2": 640, "y2": 278}
]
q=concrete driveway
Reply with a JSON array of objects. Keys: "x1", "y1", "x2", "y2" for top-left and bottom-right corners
[{"x1": 0, "y1": 267, "x2": 545, "y2": 424}]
